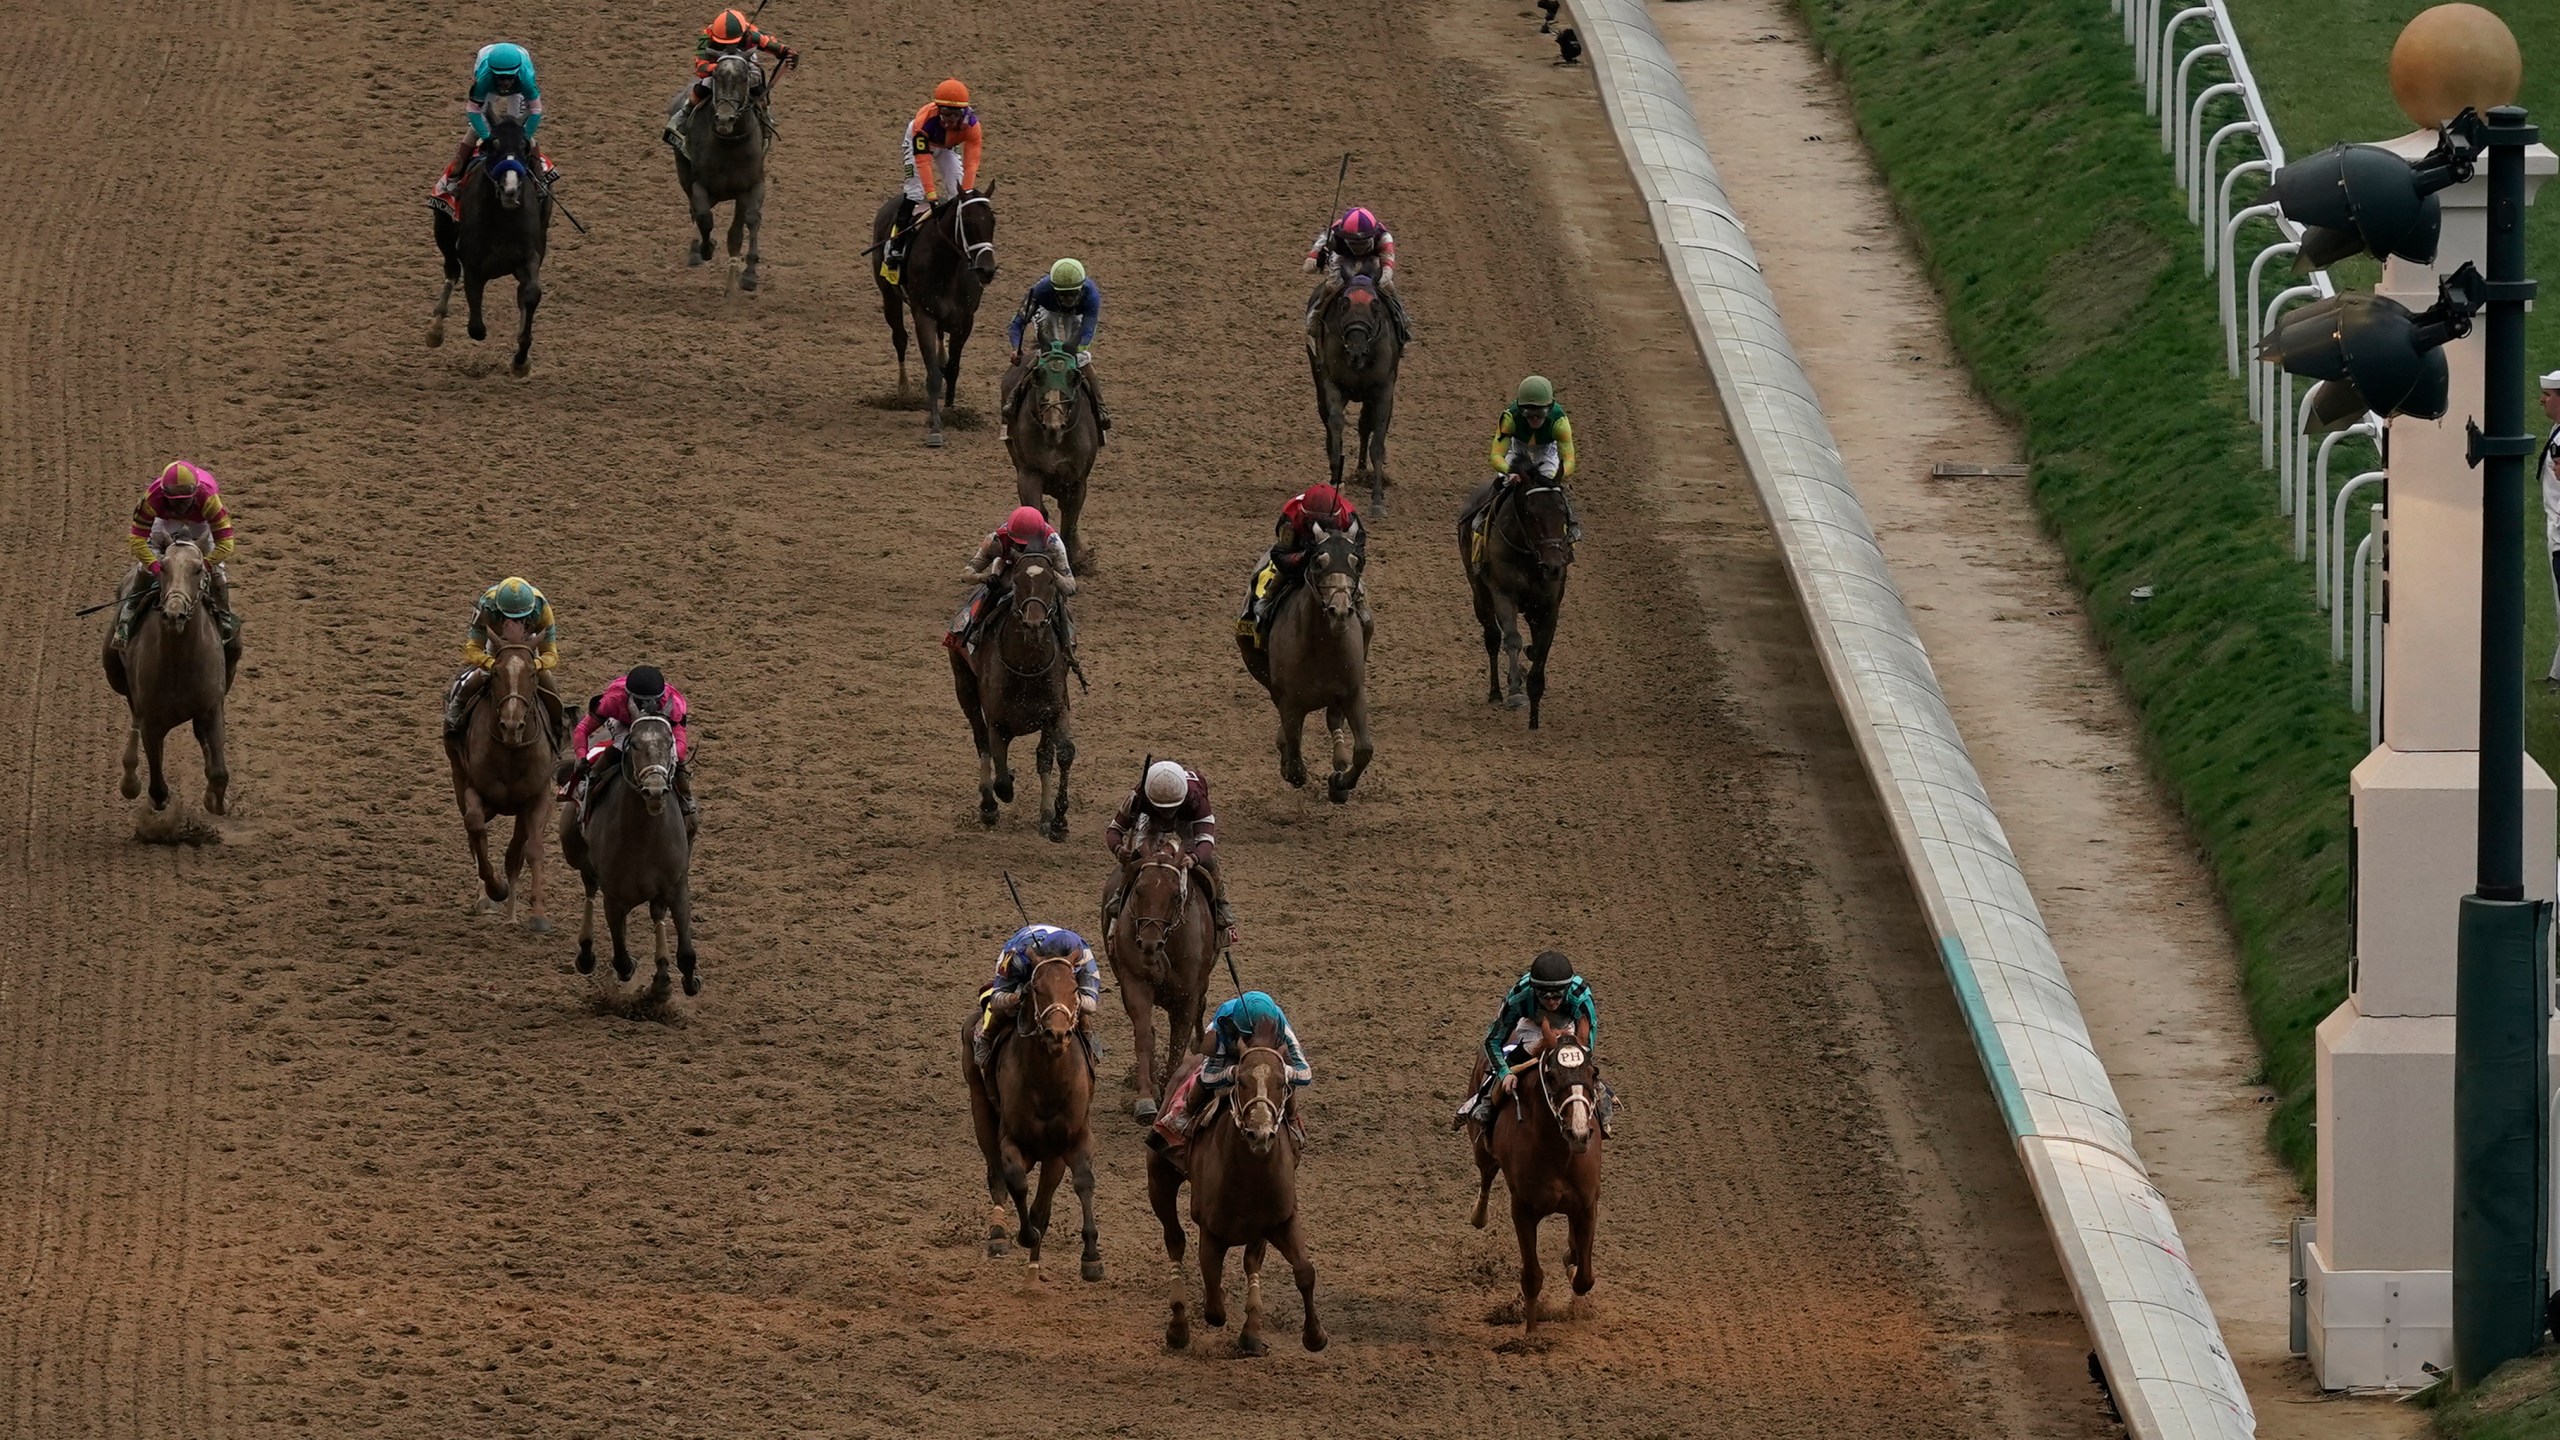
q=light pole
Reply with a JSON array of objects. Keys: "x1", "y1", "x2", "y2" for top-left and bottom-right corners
[
  {"x1": 2450, "y1": 102, "x2": 2548, "y2": 1388},
  {"x1": 2265, "y1": 101, "x2": 2553, "y2": 1387}
]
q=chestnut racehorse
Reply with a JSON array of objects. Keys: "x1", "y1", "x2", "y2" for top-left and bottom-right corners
[
  {"x1": 445, "y1": 620, "x2": 562, "y2": 929},
  {"x1": 1149, "y1": 1022, "x2": 1326, "y2": 1356},
  {"x1": 963, "y1": 949, "x2": 1104, "y2": 1280},
  {"x1": 1103, "y1": 821, "x2": 1218, "y2": 1124},
  {"x1": 1468, "y1": 1013, "x2": 1602, "y2": 1337}
]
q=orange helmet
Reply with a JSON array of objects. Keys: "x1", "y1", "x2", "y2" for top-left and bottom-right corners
[
  {"x1": 933, "y1": 78, "x2": 971, "y2": 107},
  {"x1": 705, "y1": 9, "x2": 752, "y2": 44},
  {"x1": 156, "y1": 460, "x2": 203, "y2": 495}
]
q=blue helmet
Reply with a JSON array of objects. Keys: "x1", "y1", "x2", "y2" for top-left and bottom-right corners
[{"x1": 1220, "y1": 990, "x2": 1286, "y2": 1037}]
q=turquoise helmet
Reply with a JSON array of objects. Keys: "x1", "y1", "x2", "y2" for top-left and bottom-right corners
[
  {"x1": 482, "y1": 43, "x2": 531, "y2": 84},
  {"x1": 492, "y1": 576, "x2": 541, "y2": 619}
]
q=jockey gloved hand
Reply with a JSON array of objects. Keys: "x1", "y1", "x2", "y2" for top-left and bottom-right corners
[{"x1": 779, "y1": 46, "x2": 799, "y2": 68}]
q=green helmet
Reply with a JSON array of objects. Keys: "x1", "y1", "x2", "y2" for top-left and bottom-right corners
[
  {"x1": 1049, "y1": 257, "x2": 1087, "y2": 289},
  {"x1": 491, "y1": 576, "x2": 541, "y2": 619},
  {"x1": 1514, "y1": 375, "x2": 1556, "y2": 408}
]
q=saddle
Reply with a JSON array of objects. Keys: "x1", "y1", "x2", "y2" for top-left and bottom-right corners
[
  {"x1": 458, "y1": 673, "x2": 569, "y2": 747},
  {"x1": 1465, "y1": 476, "x2": 1532, "y2": 572}
]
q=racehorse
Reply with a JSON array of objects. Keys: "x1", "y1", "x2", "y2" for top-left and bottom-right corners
[
  {"x1": 1462, "y1": 465, "x2": 1576, "y2": 729},
  {"x1": 444, "y1": 621, "x2": 563, "y2": 930},
  {"x1": 558, "y1": 714, "x2": 700, "y2": 1004},
  {"x1": 951, "y1": 552, "x2": 1074, "y2": 839},
  {"x1": 1258, "y1": 530, "x2": 1373, "y2": 802},
  {"x1": 873, "y1": 184, "x2": 999, "y2": 447},
  {"x1": 962, "y1": 946, "x2": 1104, "y2": 1280},
  {"x1": 1308, "y1": 270, "x2": 1401, "y2": 513},
  {"x1": 1468, "y1": 1012, "x2": 1603, "y2": 1337},
  {"x1": 1149, "y1": 1022, "x2": 1326, "y2": 1356},
  {"x1": 1103, "y1": 822, "x2": 1218, "y2": 1124},
  {"x1": 103, "y1": 539, "x2": 231, "y2": 816},
  {"x1": 669, "y1": 52, "x2": 770, "y2": 291},
  {"x1": 429, "y1": 105, "x2": 550, "y2": 375},
  {"x1": 1002, "y1": 316, "x2": 1100, "y2": 571}
]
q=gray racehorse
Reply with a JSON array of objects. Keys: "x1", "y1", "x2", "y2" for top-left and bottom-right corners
[
  {"x1": 559, "y1": 715, "x2": 700, "y2": 1004},
  {"x1": 668, "y1": 53, "x2": 770, "y2": 291}
]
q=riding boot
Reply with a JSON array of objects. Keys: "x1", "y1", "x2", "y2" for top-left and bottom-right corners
[
  {"x1": 1562, "y1": 486, "x2": 1586, "y2": 545},
  {"x1": 1081, "y1": 366, "x2": 1111, "y2": 441},
  {"x1": 444, "y1": 668, "x2": 488, "y2": 742},
  {"x1": 675, "y1": 759, "x2": 700, "y2": 839}
]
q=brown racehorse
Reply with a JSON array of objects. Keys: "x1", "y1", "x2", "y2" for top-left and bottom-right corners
[
  {"x1": 1308, "y1": 270, "x2": 1401, "y2": 513},
  {"x1": 1462, "y1": 470, "x2": 1575, "y2": 729},
  {"x1": 872, "y1": 184, "x2": 999, "y2": 448},
  {"x1": 1001, "y1": 326, "x2": 1100, "y2": 572},
  {"x1": 559, "y1": 714, "x2": 699, "y2": 1004},
  {"x1": 444, "y1": 621, "x2": 563, "y2": 930},
  {"x1": 962, "y1": 950, "x2": 1104, "y2": 1280},
  {"x1": 951, "y1": 555, "x2": 1075, "y2": 839},
  {"x1": 104, "y1": 538, "x2": 232, "y2": 816},
  {"x1": 1149, "y1": 1023, "x2": 1326, "y2": 1356},
  {"x1": 1468, "y1": 1013, "x2": 1602, "y2": 1337},
  {"x1": 1257, "y1": 529, "x2": 1373, "y2": 802},
  {"x1": 1103, "y1": 822, "x2": 1218, "y2": 1124}
]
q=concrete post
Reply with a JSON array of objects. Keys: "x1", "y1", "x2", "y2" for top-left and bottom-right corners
[{"x1": 2308, "y1": 129, "x2": 2559, "y2": 1390}]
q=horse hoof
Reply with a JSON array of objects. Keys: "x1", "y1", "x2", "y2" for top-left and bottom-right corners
[
  {"x1": 1506, "y1": 692, "x2": 1529, "y2": 711},
  {"x1": 1167, "y1": 1323, "x2": 1190, "y2": 1351},
  {"x1": 740, "y1": 269, "x2": 760, "y2": 293},
  {"x1": 1528, "y1": 714, "x2": 1543, "y2": 732},
  {"x1": 575, "y1": 939, "x2": 595, "y2": 974},
  {"x1": 1327, "y1": 777, "x2": 1352, "y2": 805},
  {"x1": 612, "y1": 955, "x2": 635, "y2": 983},
  {"x1": 1304, "y1": 1328, "x2": 1329, "y2": 1353},
  {"x1": 1281, "y1": 768, "x2": 1306, "y2": 790},
  {"x1": 523, "y1": 916, "x2": 553, "y2": 935},
  {"x1": 1133, "y1": 1097, "x2": 1158, "y2": 1124},
  {"x1": 986, "y1": 1233, "x2": 1011, "y2": 1258},
  {"x1": 925, "y1": 431, "x2": 945, "y2": 449},
  {"x1": 426, "y1": 325, "x2": 445, "y2": 348},
  {"x1": 468, "y1": 321, "x2": 488, "y2": 342},
  {"x1": 1043, "y1": 820, "x2": 1067, "y2": 845},
  {"x1": 204, "y1": 790, "x2": 229, "y2": 816},
  {"x1": 1081, "y1": 1259, "x2": 1106, "y2": 1282},
  {"x1": 993, "y1": 775, "x2": 1016, "y2": 804},
  {"x1": 978, "y1": 801, "x2": 1000, "y2": 828},
  {"x1": 681, "y1": 971, "x2": 702, "y2": 997},
  {"x1": 689, "y1": 249, "x2": 707, "y2": 268},
  {"x1": 1235, "y1": 1335, "x2": 1269, "y2": 1359},
  {"x1": 119, "y1": 775, "x2": 140, "y2": 800},
  {"x1": 511, "y1": 357, "x2": 530, "y2": 378}
]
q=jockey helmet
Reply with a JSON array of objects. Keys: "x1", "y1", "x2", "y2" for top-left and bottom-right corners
[
  {"x1": 1514, "y1": 374, "x2": 1556, "y2": 408},
  {"x1": 934, "y1": 78, "x2": 972, "y2": 107},
  {"x1": 483, "y1": 42, "x2": 531, "y2": 88},
  {"x1": 706, "y1": 9, "x2": 753, "y2": 44},
  {"x1": 1002, "y1": 505, "x2": 1052, "y2": 544},
  {"x1": 625, "y1": 665, "x2": 667, "y2": 702},
  {"x1": 1143, "y1": 761, "x2": 1190, "y2": 808},
  {"x1": 492, "y1": 577, "x2": 541, "y2": 619},
  {"x1": 1300, "y1": 482, "x2": 1344, "y2": 519},
  {"x1": 1048, "y1": 257, "x2": 1086, "y2": 289},
  {"x1": 1336, "y1": 207, "x2": 1381, "y2": 255},
  {"x1": 1528, "y1": 949, "x2": 1577, "y2": 991},
  {"x1": 155, "y1": 460, "x2": 203, "y2": 495}
]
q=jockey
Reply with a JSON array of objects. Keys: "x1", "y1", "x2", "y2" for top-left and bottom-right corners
[
  {"x1": 569, "y1": 664, "x2": 697, "y2": 828},
  {"x1": 971, "y1": 923, "x2": 1101, "y2": 1073},
  {"x1": 431, "y1": 43, "x2": 557, "y2": 221},
  {"x1": 881, "y1": 79, "x2": 982, "y2": 284},
  {"x1": 1303, "y1": 207, "x2": 1411, "y2": 344},
  {"x1": 441, "y1": 576, "x2": 560, "y2": 743},
  {"x1": 1002, "y1": 258, "x2": 1109, "y2": 442},
  {"x1": 1239, "y1": 482, "x2": 1366, "y2": 646},
  {"x1": 665, "y1": 10, "x2": 795, "y2": 156},
  {"x1": 118, "y1": 461, "x2": 240, "y2": 661},
  {"x1": 945, "y1": 505, "x2": 1076, "y2": 658},
  {"x1": 1102, "y1": 760, "x2": 1237, "y2": 943},
  {"x1": 1150, "y1": 991, "x2": 1311, "y2": 1150},
  {"x1": 1455, "y1": 950, "x2": 1614, "y2": 1133},
  {"x1": 1468, "y1": 374, "x2": 1583, "y2": 544}
]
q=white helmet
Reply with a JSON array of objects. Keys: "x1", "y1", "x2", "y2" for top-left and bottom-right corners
[{"x1": 1144, "y1": 761, "x2": 1189, "y2": 807}]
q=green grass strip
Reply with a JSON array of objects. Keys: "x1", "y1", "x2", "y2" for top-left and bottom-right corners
[{"x1": 1794, "y1": 0, "x2": 2385, "y2": 1185}]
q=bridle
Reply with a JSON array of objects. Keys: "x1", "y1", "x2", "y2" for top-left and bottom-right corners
[
  {"x1": 1498, "y1": 480, "x2": 1574, "y2": 571},
  {"x1": 1308, "y1": 531, "x2": 1357, "y2": 623},
  {"x1": 997, "y1": 562, "x2": 1063, "y2": 679},
  {"x1": 622, "y1": 714, "x2": 675, "y2": 793},
  {"x1": 1018, "y1": 953, "x2": 1080, "y2": 1038},
  {"x1": 1534, "y1": 1029, "x2": 1596, "y2": 1147},
  {"x1": 1125, "y1": 832, "x2": 1193, "y2": 952},
  {"x1": 155, "y1": 542, "x2": 207, "y2": 625},
  {"x1": 490, "y1": 634, "x2": 540, "y2": 744},
  {"x1": 1231, "y1": 1044, "x2": 1288, "y2": 1138},
  {"x1": 710, "y1": 53, "x2": 756, "y2": 135},
  {"x1": 952, "y1": 192, "x2": 997, "y2": 274}
]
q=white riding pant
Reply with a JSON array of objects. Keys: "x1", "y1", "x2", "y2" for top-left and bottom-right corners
[
  {"x1": 1504, "y1": 440, "x2": 1562, "y2": 481},
  {"x1": 901, "y1": 147, "x2": 963, "y2": 205}
]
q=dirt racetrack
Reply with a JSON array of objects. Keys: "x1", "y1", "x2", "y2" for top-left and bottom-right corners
[{"x1": 3, "y1": 0, "x2": 2122, "y2": 1435}]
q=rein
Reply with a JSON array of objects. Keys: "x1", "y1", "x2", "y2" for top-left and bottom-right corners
[
  {"x1": 1127, "y1": 842, "x2": 1194, "y2": 949},
  {"x1": 622, "y1": 714, "x2": 675, "y2": 792},
  {"x1": 953, "y1": 192, "x2": 996, "y2": 271},
  {"x1": 1496, "y1": 481, "x2": 1571, "y2": 567},
  {"x1": 996, "y1": 577, "x2": 1064, "y2": 681}
]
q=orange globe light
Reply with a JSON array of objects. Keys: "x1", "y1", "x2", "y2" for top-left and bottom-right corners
[{"x1": 2388, "y1": 4, "x2": 2523, "y2": 130}]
